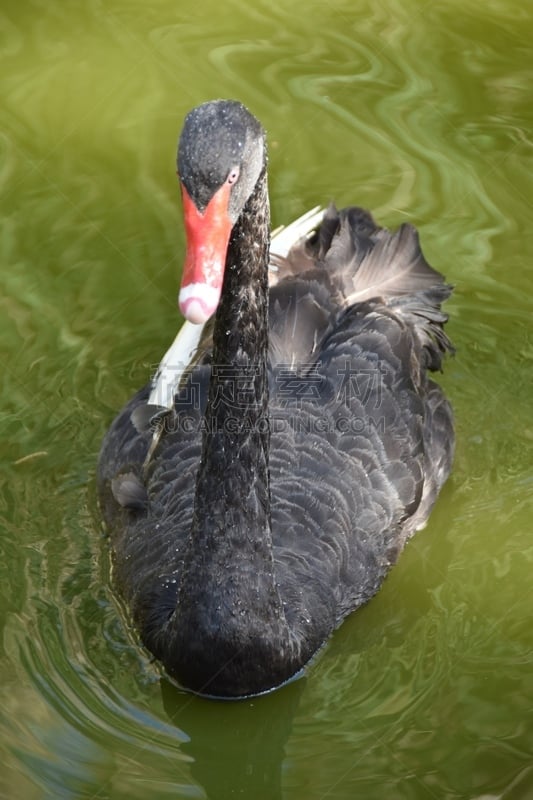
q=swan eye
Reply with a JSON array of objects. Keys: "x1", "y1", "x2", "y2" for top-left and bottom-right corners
[{"x1": 226, "y1": 167, "x2": 240, "y2": 185}]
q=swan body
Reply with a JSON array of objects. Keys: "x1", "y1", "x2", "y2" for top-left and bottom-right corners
[{"x1": 98, "y1": 100, "x2": 454, "y2": 698}]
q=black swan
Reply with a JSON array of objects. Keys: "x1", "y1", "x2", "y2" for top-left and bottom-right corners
[{"x1": 98, "y1": 99, "x2": 454, "y2": 699}]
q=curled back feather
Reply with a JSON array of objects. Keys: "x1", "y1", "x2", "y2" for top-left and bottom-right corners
[{"x1": 273, "y1": 204, "x2": 454, "y2": 371}]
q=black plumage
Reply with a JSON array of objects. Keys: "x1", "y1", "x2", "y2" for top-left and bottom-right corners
[{"x1": 98, "y1": 100, "x2": 454, "y2": 698}]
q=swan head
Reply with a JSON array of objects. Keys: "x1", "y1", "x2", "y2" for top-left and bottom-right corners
[{"x1": 176, "y1": 100, "x2": 266, "y2": 324}]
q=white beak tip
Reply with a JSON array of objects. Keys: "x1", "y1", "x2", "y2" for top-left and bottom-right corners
[{"x1": 178, "y1": 283, "x2": 220, "y2": 324}]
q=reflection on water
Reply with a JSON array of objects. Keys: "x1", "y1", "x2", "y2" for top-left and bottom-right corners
[
  {"x1": 162, "y1": 679, "x2": 305, "y2": 800},
  {"x1": 1, "y1": 0, "x2": 532, "y2": 798}
]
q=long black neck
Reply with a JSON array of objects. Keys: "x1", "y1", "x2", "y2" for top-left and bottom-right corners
[
  {"x1": 193, "y1": 166, "x2": 271, "y2": 556},
  {"x1": 170, "y1": 169, "x2": 302, "y2": 697}
]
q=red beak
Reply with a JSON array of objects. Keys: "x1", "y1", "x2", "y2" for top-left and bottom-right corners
[{"x1": 178, "y1": 182, "x2": 233, "y2": 324}]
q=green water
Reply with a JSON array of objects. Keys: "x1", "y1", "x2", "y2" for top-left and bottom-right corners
[{"x1": 1, "y1": 0, "x2": 532, "y2": 797}]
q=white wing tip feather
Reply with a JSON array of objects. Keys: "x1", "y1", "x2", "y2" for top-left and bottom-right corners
[
  {"x1": 148, "y1": 320, "x2": 204, "y2": 409},
  {"x1": 270, "y1": 206, "x2": 324, "y2": 261}
]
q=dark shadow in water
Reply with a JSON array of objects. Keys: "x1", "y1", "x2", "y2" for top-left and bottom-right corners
[{"x1": 161, "y1": 676, "x2": 304, "y2": 800}]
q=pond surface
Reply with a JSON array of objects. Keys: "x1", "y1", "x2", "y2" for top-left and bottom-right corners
[{"x1": 1, "y1": 1, "x2": 532, "y2": 798}]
